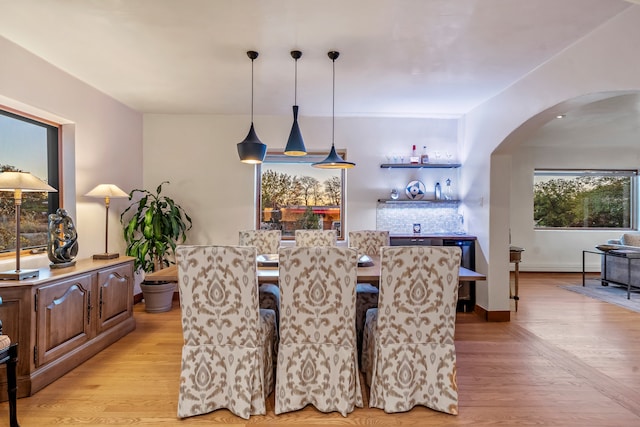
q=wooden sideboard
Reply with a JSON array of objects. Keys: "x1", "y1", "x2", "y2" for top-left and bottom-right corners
[{"x1": 0, "y1": 257, "x2": 135, "y2": 400}]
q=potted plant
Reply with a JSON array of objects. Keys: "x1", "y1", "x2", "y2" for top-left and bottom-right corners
[{"x1": 120, "y1": 181, "x2": 192, "y2": 312}]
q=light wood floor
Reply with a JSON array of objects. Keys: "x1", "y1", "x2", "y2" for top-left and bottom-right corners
[{"x1": 3, "y1": 272, "x2": 640, "y2": 426}]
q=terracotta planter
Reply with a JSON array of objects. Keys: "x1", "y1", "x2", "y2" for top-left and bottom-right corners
[{"x1": 140, "y1": 281, "x2": 176, "y2": 313}]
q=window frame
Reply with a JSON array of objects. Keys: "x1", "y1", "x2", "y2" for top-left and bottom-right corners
[
  {"x1": 0, "y1": 106, "x2": 61, "y2": 256},
  {"x1": 255, "y1": 150, "x2": 347, "y2": 240},
  {"x1": 533, "y1": 168, "x2": 637, "y2": 230}
]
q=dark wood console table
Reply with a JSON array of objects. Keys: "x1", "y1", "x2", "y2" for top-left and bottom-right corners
[{"x1": 0, "y1": 257, "x2": 135, "y2": 400}]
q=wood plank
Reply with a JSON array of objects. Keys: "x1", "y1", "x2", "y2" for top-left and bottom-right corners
[{"x1": 4, "y1": 272, "x2": 640, "y2": 425}]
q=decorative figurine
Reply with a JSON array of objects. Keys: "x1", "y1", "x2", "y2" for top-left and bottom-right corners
[{"x1": 47, "y1": 208, "x2": 79, "y2": 268}]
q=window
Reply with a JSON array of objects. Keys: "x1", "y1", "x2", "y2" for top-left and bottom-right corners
[
  {"x1": 0, "y1": 108, "x2": 60, "y2": 254},
  {"x1": 256, "y1": 152, "x2": 346, "y2": 240},
  {"x1": 533, "y1": 169, "x2": 636, "y2": 229}
]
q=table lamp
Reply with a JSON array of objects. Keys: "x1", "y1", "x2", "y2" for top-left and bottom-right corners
[
  {"x1": 85, "y1": 184, "x2": 129, "y2": 260},
  {"x1": 0, "y1": 171, "x2": 58, "y2": 280}
]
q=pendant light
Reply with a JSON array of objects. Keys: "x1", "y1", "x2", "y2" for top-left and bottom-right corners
[
  {"x1": 312, "y1": 51, "x2": 355, "y2": 169},
  {"x1": 237, "y1": 50, "x2": 267, "y2": 164},
  {"x1": 284, "y1": 50, "x2": 307, "y2": 156}
]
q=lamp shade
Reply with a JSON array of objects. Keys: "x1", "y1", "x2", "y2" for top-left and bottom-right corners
[
  {"x1": 284, "y1": 105, "x2": 307, "y2": 156},
  {"x1": 84, "y1": 184, "x2": 129, "y2": 199},
  {"x1": 237, "y1": 123, "x2": 267, "y2": 164},
  {"x1": 237, "y1": 50, "x2": 267, "y2": 164},
  {"x1": 284, "y1": 50, "x2": 307, "y2": 156},
  {"x1": 312, "y1": 51, "x2": 356, "y2": 169},
  {"x1": 312, "y1": 144, "x2": 355, "y2": 169},
  {"x1": 0, "y1": 171, "x2": 57, "y2": 192}
]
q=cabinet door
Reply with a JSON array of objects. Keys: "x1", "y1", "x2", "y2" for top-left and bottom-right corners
[
  {"x1": 36, "y1": 274, "x2": 93, "y2": 367},
  {"x1": 96, "y1": 262, "x2": 133, "y2": 334}
]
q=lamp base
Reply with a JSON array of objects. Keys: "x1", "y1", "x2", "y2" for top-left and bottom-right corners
[
  {"x1": 0, "y1": 269, "x2": 40, "y2": 280},
  {"x1": 93, "y1": 253, "x2": 120, "y2": 260}
]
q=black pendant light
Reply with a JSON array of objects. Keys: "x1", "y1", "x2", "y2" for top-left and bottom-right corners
[
  {"x1": 284, "y1": 50, "x2": 307, "y2": 156},
  {"x1": 237, "y1": 50, "x2": 267, "y2": 164},
  {"x1": 312, "y1": 51, "x2": 355, "y2": 169}
]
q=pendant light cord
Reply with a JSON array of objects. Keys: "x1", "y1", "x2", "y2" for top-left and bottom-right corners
[
  {"x1": 294, "y1": 57, "x2": 298, "y2": 105},
  {"x1": 331, "y1": 55, "x2": 335, "y2": 147},
  {"x1": 251, "y1": 56, "x2": 255, "y2": 122}
]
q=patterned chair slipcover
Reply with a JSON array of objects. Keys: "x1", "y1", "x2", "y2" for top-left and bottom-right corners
[
  {"x1": 362, "y1": 246, "x2": 461, "y2": 415},
  {"x1": 176, "y1": 245, "x2": 277, "y2": 420},
  {"x1": 238, "y1": 230, "x2": 282, "y2": 322},
  {"x1": 294, "y1": 229, "x2": 337, "y2": 247},
  {"x1": 348, "y1": 230, "x2": 390, "y2": 363},
  {"x1": 275, "y1": 246, "x2": 363, "y2": 416},
  {"x1": 239, "y1": 229, "x2": 281, "y2": 255}
]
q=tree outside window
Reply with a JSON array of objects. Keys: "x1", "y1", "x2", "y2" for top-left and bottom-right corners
[
  {"x1": 257, "y1": 152, "x2": 346, "y2": 239},
  {"x1": 1, "y1": 109, "x2": 59, "y2": 253},
  {"x1": 533, "y1": 170, "x2": 636, "y2": 229}
]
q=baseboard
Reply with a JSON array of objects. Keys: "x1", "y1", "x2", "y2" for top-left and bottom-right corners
[{"x1": 475, "y1": 305, "x2": 510, "y2": 322}]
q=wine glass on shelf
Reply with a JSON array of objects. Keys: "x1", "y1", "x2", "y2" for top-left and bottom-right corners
[
  {"x1": 434, "y1": 151, "x2": 441, "y2": 163},
  {"x1": 446, "y1": 151, "x2": 454, "y2": 164}
]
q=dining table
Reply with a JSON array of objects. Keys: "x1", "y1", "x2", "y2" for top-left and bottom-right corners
[{"x1": 143, "y1": 254, "x2": 487, "y2": 285}]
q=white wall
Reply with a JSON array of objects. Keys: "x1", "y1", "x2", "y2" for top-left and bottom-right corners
[
  {"x1": 463, "y1": 6, "x2": 640, "y2": 312},
  {"x1": 142, "y1": 114, "x2": 459, "y2": 247},
  {"x1": 0, "y1": 36, "x2": 143, "y2": 271}
]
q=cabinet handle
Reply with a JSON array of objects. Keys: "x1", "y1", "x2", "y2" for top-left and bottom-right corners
[{"x1": 87, "y1": 290, "x2": 91, "y2": 324}]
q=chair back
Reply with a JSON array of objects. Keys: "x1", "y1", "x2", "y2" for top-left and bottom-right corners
[
  {"x1": 348, "y1": 230, "x2": 390, "y2": 258},
  {"x1": 377, "y1": 245, "x2": 460, "y2": 344},
  {"x1": 239, "y1": 229, "x2": 281, "y2": 254},
  {"x1": 176, "y1": 245, "x2": 277, "y2": 419},
  {"x1": 275, "y1": 246, "x2": 363, "y2": 415},
  {"x1": 294, "y1": 229, "x2": 337, "y2": 246},
  {"x1": 364, "y1": 245, "x2": 461, "y2": 415}
]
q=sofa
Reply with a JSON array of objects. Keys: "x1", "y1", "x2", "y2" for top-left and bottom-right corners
[{"x1": 601, "y1": 233, "x2": 640, "y2": 286}]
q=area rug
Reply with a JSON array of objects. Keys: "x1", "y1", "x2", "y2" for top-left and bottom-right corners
[{"x1": 561, "y1": 282, "x2": 640, "y2": 313}]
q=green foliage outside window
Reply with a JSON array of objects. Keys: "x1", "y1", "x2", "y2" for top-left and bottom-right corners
[
  {"x1": 258, "y1": 156, "x2": 345, "y2": 238},
  {"x1": 533, "y1": 172, "x2": 633, "y2": 228}
]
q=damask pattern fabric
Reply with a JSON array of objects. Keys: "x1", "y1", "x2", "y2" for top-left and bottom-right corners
[
  {"x1": 239, "y1": 229, "x2": 281, "y2": 254},
  {"x1": 362, "y1": 246, "x2": 461, "y2": 415},
  {"x1": 294, "y1": 229, "x2": 337, "y2": 247},
  {"x1": 348, "y1": 230, "x2": 389, "y2": 362},
  {"x1": 237, "y1": 230, "x2": 282, "y2": 323},
  {"x1": 176, "y1": 245, "x2": 277, "y2": 420},
  {"x1": 348, "y1": 230, "x2": 390, "y2": 258},
  {"x1": 275, "y1": 246, "x2": 363, "y2": 416}
]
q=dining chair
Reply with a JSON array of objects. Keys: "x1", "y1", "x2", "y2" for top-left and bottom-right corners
[
  {"x1": 362, "y1": 246, "x2": 461, "y2": 415},
  {"x1": 239, "y1": 229, "x2": 281, "y2": 254},
  {"x1": 238, "y1": 229, "x2": 282, "y2": 322},
  {"x1": 0, "y1": 297, "x2": 19, "y2": 427},
  {"x1": 294, "y1": 229, "x2": 337, "y2": 246},
  {"x1": 176, "y1": 245, "x2": 277, "y2": 420},
  {"x1": 275, "y1": 246, "x2": 363, "y2": 416},
  {"x1": 348, "y1": 230, "x2": 389, "y2": 363}
]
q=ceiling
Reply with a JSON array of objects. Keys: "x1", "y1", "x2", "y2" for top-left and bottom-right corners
[{"x1": 0, "y1": 0, "x2": 635, "y2": 121}]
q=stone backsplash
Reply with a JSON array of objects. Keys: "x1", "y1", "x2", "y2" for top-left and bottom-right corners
[{"x1": 376, "y1": 201, "x2": 464, "y2": 234}]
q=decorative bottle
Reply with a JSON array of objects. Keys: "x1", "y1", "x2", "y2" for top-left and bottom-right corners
[
  {"x1": 421, "y1": 145, "x2": 429, "y2": 164},
  {"x1": 410, "y1": 145, "x2": 420, "y2": 164},
  {"x1": 434, "y1": 182, "x2": 442, "y2": 200},
  {"x1": 444, "y1": 178, "x2": 453, "y2": 200}
]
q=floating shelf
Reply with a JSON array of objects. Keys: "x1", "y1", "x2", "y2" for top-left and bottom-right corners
[
  {"x1": 377, "y1": 199, "x2": 460, "y2": 204},
  {"x1": 380, "y1": 163, "x2": 461, "y2": 169}
]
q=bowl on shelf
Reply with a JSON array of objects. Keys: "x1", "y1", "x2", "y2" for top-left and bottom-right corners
[{"x1": 595, "y1": 244, "x2": 618, "y2": 252}]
